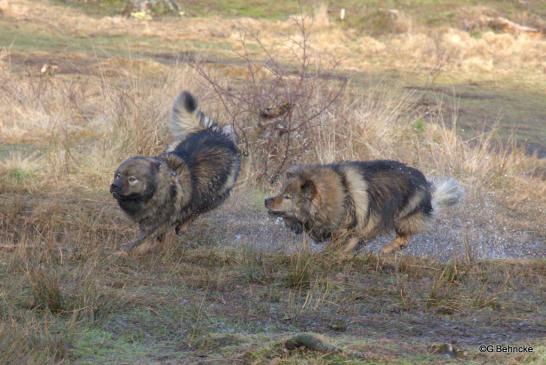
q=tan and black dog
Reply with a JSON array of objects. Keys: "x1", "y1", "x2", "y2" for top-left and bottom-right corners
[
  {"x1": 110, "y1": 91, "x2": 240, "y2": 254},
  {"x1": 265, "y1": 160, "x2": 462, "y2": 254}
]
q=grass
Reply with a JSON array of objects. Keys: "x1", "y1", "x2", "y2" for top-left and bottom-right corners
[
  {"x1": 56, "y1": 0, "x2": 546, "y2": 26},
  {"x1": 331, "y1": 0, "x2": 545, "y2": 31},
  {"x1": 405, "y1": 81, "x2": 546, "y2": 151},
  {"x1": 1, "y1": 227, "x2": 544, "y2": 363},
  {"x1": 71, "y1": 328, "x2": 150, "y2": 364},
  {"x1": 53, "y1": 0, "x2": 129, "y2": 18},
  {"x1": 0, "y1": 19, "x2": 233, "y2": 59},
  {"x1": 3, "y1": 1, "x2": 545, "y2": 142},
  {"x1": 0, "y1": 0, "x2": 545, "y2": 363}
]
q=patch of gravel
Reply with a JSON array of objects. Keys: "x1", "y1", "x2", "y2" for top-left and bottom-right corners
[{"x1": 185, "y1": 188, "x2": 545, "y2": 262}]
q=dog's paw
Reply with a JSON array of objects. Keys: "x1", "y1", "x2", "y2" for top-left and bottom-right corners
[
  {"x1": 113, "y1": 250, "x2": 129, "y2": 257},
  {"x1": 175, "y1": 221, "x2": 191, "y2": 236},
  {"x1": 131, "y1": 241, "x2": 156, "y2": 256}
]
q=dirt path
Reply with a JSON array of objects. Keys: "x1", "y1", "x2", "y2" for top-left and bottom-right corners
[{"x1": 189, "y1": 189, "x2": 546, "y2": 262}]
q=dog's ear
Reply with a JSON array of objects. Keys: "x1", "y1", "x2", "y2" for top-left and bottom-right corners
[
  {"x1": 153, "y1": 160, "x2": 162, "y2": 173},
  {"x1": 301, "y1": 178, "x2": 316, "y2": 198},
  {"x1": 145, "y1": 158, "x2": 161, "y2": 173}
]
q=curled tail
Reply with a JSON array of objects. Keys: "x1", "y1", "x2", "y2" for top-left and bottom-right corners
[
  {"x1": 170, "y1": 91, "x2": 220, "y2": 140},
  {"x1": 431, "y1": 177, "x2": 463, "y2": 212}
]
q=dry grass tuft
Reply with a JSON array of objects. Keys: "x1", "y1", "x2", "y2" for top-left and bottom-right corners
[
  {"x1": 26, "y1": 267, "x2": 64, "y2": 313},
  {"x1": 0, "y1": 320, "x2": 69, "y2": 364}
]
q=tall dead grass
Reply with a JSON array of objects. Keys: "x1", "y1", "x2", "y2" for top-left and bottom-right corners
[
  {"x1": 0, "y1": 57, "x2": 197, "y2": 191},
  {"x1": 0, "y1": 42, "x2": 544, "y2": 206}
]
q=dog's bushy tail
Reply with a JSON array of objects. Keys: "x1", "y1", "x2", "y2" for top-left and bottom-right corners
[
  {"x1": 170, "y1": 91, "x2": 236, "y2": 141},
  {"x1": 169, "y1": 91, "x2": 218, "y2": 140},
  {"x1": 431, "y1": 177, "x2": 463, "y2": 212}
]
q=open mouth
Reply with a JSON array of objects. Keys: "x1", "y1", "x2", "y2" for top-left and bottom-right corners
[
  {"x1": 267, "y1": 209, "x2": 286, "y2": 218},
  {"x1": 111, "y1": 191, "x2": 141, "y2": 202}
]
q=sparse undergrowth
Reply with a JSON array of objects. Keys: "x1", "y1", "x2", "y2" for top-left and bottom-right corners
[
  {"x1": 0, "y1": 181, "x2": 544, "y2": 364},
  {"x1": 0, "y1": 1, "x2": 545, "y2": 364},
  {"x1": 0, "y1": 197, "x2": 545, "y2": 364}
]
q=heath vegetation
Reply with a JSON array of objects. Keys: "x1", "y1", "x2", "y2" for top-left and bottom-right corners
[{"x1": 0, "y1": 0, "x2": 545, "y2": 363}]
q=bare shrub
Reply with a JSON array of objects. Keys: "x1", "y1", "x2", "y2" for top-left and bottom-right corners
[{"x1": 192, "y1": 16, "x2": 347, "y2": 183}]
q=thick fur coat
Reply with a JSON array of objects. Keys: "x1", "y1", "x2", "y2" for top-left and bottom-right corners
[
  {"x1": 110, "y1": 91, "x2": 240, "y2": 253},
  {"x1": 265, "y1": 160, "x2": 462, "y2": 253}
]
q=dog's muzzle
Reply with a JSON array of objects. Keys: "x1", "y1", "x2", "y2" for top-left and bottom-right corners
[
  {"x1": 110, "y1": 183, "x2": 121, "y2": 198},
  {"x1": 264, "y1": 198, "x2": 282, "y2": 217}
]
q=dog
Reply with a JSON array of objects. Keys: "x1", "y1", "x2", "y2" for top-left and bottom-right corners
[
  {"x1": 265, "y1": 160, "x2": 463, "y2": 254},
  {"x1": 110, "y1": 91, "x2": 240, "y2": 254}
]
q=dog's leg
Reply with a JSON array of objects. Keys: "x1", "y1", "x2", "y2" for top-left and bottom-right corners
[
  {"x1": 381, "y1": 234, "x2": 410, "y2": 254},
  {"x1": 135, "y1": 230, "x2": 171, "y2": 255},
  {"x1": 382, "y1": 213, "x2": 424, "y2": 255},
  {"x1": 343, "y1": 237, "x2": 361, "y2": 253},
  {"x1": 131, "y1": 240, "x2": 155, "y2": 256},
  {"x1": 121, "y1": 225, "x2": 165, "y2": 253}
]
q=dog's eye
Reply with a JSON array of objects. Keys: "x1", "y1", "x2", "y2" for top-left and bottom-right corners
[
  {"x1": 283, "y1": 194, "x2": 291, "y2": 200},
  {"x1": 128, "y1": 176, "x2": 138, "y2": 184}
]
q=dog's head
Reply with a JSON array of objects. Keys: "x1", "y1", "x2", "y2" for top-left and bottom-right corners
[
  {"x1": 264, "y1": 168, "x2": 316, "y2": 222},
  {"x1": 110, "y1": 157, "x2": 159, "y2": 203}
]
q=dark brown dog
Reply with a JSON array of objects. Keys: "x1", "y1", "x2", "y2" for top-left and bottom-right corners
[{"x1": 111, "y1": 91, "x2": 240, "y2": 254}]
